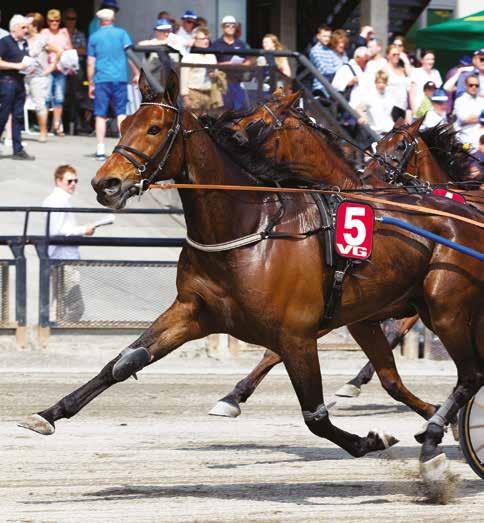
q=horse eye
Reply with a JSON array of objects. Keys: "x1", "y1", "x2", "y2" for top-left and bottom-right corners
[
  {"x1": 147, "y1": 125, "x2": 161, "y2": 135},
  {"x1": 397, "y1": 142, "x2": 406, "y2": 151}
]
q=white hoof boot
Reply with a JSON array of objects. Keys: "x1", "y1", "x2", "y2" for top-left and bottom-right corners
[
  {"x1": 372, "y1": 428, "x2": 399, "y2": 449},
  {"x1": 18, "y1": 414, "x2": 55, "y2": 435},
  {"x1": 209, "y1": 400, "x2": 241, "y2": 418},
  {"x1": 335, "y1": 383, "x2": 361, "y2": 398},
  {"x1": 420, "y1": 454, "x2": 449, "y2": 482}
]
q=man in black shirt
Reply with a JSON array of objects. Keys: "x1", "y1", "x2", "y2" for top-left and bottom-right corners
[
  {"x1": 0, "y1": 14, "x2": 34, "y2": 160},
  {"x1": 211, "y1": 15, "x2": 250, "y2": 111}
]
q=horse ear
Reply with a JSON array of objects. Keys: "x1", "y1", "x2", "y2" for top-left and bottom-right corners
[
  {"x1": 138, "y1": 69, "x2": 155, "y2": 102},
  {"x1": 164, "y1": 68, "x2": 180, "y2": 105},
  {"x1": 278, "y1": 90, "x2": 303, "y2": 111},
  {"x1": 393, "y1": 117, "x2": 405, "y2": 129},
  {"x1": 408, "y1": 115, "x2": 425, "y2": 133}
]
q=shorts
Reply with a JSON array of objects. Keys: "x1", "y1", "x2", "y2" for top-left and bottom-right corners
[
  {"x1": 94, "y1": 81, "x2": 128, "y2": 117},
  {"x1": 47, "y1": 71, "x2": 66, "y2": 107},
  {"x1": 26, "y1": 76, "x2": 49, "y2": 113}
]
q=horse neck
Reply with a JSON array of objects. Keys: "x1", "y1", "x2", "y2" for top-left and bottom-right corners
[
  {"x1": 176, "y1": 113, "x2": 267, "y2": 243},
  {"x1": 409, "y1": 138, "x2": 449, "y2": 184},
  {"x1": 286, "y1": 124, "x2": 365, "y2": 190}
]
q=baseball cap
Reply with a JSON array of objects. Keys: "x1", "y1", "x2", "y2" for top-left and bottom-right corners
[
  {"x1": 221, "y1": 15, "x2": 237, "y2": 25},
  {"x1": 154, "y1": 18, "x2": 172, "y2": 31},
  {"x1": 47, "y1": 9, "x2": 61, "y2": 21},
  {"x1": 459, "y1": 55, "x2": 472, "y2": 66},
  {"x1": 96, "y1": 9, "x2": 115, "y2": 21},
  {"x1": 423, "y1": 81, "x2": 437, "y2": 91},
  {"x1": 473, "y1": 48, "x2": 484, "y2": 56},
  {"x1": 430, "y1": 88, "x2": 448, "y2": 103},
  {"x1": 101, "y1": 0, "x2": 119, "y2": 11},
  {"x1": 181, "y1": 10, "x2": 197, "y2": 21}
]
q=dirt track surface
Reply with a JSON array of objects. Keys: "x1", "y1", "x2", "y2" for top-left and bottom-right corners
[{"x1": 2, "y1": 372, "x2": 483, "y2": 522}]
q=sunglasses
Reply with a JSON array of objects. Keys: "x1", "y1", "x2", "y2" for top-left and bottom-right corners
[
  {"x1": 468, "y1": 83, "x2": 479, "y2": 87},
  {"x1": 223, "y1": 23, "x2": 236, "y2": 27},
  {"x1": 66, "y1": 179, "x2": 79, "y2": 184},
  {"x1": 65, "y1": 17, "x2": 77, "y2": 21},
  {"x1": 48, "y1": 19, "x2": 60, "y2": 23}
]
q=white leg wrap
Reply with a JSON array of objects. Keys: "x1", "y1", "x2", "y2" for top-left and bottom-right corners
[{"x1": 303, "y1": 403, "x2": 329, "y2": 423}]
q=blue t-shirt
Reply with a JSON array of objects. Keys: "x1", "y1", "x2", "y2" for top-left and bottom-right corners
[{"x1": 88, "y1": 25, "x2": 132, "y2": 83}]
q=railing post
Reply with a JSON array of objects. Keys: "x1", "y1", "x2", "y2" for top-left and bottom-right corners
[
  {"x1": 36, "y1": 241, "x2": 51, "y2": 347},
  {"x1": 10, "y1": 241, "x2": 27, "y2": 348}
]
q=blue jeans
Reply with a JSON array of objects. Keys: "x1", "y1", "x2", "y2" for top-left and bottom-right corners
[
  {"x1": 47, "y1": 71, "x2": 66, "y2": 108},
  {"x1": 223, "y1": 82, "x2": 248, "y2": 111},
  {"x1": 0, "y1": 77, "x2": 26, "y2": 154}
]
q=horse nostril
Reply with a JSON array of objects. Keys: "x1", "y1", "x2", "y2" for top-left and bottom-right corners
[{"x1": 103, "y1": 178, "x2": 122, "y2": 196}]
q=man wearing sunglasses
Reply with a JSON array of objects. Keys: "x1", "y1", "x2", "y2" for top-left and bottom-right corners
[
  {"x1": 444, "y1": 48, "x2": 484, "y2": 100},
  {"x1": 454, "y1": 74, "x2": 484, "y2": 150},
  {"x1": 42, "y1": 165, "x2": 95, "y2": 322},
  {"x1": 212, "y1": 15, "x2": 250, "y2": 111}
]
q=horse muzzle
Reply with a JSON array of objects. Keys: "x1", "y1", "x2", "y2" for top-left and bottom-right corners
[{"x1": 91, "y1": 176, "x2": 137, "y2": 209}]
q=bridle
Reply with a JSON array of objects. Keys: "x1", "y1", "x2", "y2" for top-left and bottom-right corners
[{"x1": 113, "y1": 101, "x2": 181, "y2": 194}]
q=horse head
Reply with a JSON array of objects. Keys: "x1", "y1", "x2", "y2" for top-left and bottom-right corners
[
  {"x1": 92, "y1": 67, "x2": 184, "y2": 209},
  {"x1": 365, "y1": 116, "x2": 425, "y2": 182}
]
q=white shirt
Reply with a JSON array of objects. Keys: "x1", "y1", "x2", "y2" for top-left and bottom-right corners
[
  {"x1": 421, "y1": 108, "x2": 446, "y2": 130},
  {"x1": 176, "y1": 26, "x2": 193, "y2": 51},
  {"x1": 365, "y1": 57, "x2": 387, "y2": 78},
  {"x1": 42, "y1": 187, "x2": 87, "y2": 259},
  {"x1": 180, "y1": 52, "x2": 217, "y2": 95},
  {"x1": 385, "y1": 66, "x2": 410, "y2": 110},
  {"x1": 352, "y1": 86, "x2": 394, "y2": 135},
  {"x1": 410, "y1": 67, "x2": 442, "y2": 110},
  {"x1": 332, "y1": 59, "x2": 364, "y2": 92},
  {"x1": 454, "y1": 91, "x2": 484, "y2": 149}
]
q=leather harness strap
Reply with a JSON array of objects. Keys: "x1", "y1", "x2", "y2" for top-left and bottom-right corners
[{"x1": 149, "y1": 182, "x2": 484, "y2": 229}]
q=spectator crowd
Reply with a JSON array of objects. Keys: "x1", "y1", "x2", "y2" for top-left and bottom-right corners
[{"x1": 0, "y1": 2, "x2": 483, "y2": 165}]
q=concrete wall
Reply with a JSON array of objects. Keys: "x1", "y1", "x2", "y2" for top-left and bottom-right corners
[{"x1": 94, "y1": 0, "x2": 246, "y2": 45}]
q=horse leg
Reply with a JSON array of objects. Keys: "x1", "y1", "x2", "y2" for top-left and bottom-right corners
[
  {"x1": 335, "y1": 315, "x2": 419, "y2": 398},
  {"x1": 418, "y1": 290, "x2": 483, "y2": 480},
  {"x1": 18, "y1": 297, "x2": 207, "y2": 435},
  {"x1": 281, "y1": 336, "x2": 398, "y2": 457},
  {"x1": 347, "y1": 321, "x2": 437, "y2": 419},
  {"x1": 209, "y1": 348, "x2": 282, "y2": 417}
]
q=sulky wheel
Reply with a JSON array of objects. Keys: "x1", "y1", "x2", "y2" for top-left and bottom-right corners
[{"x1": 458, "y1": 386, "x2": 484, "y2": 479}]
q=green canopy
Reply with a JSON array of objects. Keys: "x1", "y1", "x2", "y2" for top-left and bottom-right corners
[{"x1": 416, "y1": 10, "x2": 484, "y2": 50}]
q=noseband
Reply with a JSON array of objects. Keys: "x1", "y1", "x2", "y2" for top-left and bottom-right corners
[{"x1": 113, "y1": 102, "x2": 181, "y2": 194}]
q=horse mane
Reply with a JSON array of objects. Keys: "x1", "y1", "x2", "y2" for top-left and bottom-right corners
[
  {"x1": 289, "y1": 108, "x2": 359, "y2": 173},
  {"x1": 198, "y1": 113, "x2": 322, "y2": 190},
  {"x1": 418, "y1": 123, "x2": 472, "y2": 182}
]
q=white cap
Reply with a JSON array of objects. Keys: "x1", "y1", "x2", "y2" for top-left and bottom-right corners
[
  {"x1": 9, "y1": 14, "x2": 29, "y2": 31},
  {"x1": 96, "y1": 8, "x2": 115, "y2": 21},
  {"x1": 221, "y1": 15, "x2": 237, "y2": 25}
]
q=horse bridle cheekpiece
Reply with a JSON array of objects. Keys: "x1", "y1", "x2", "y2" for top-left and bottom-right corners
[{"x1": 114, "y1": 102, "x2": 181, "y2": 194}]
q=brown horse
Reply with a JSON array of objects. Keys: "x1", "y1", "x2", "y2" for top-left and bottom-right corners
[
  {"x1": 19, "y1": 70, "x2": 483, "y2": 482},
  {"x1": 208, "y1": 102, "x2": 483, "y2": 415}
]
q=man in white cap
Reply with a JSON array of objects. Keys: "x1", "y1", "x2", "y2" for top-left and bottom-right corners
[
  {"x1": 212, "y1": 15, "x2": 249, "y2": 110},
  {"x1": 421, "y1": 88, "x2": 448, "y2": 130},
  {"x1": 0, "y1": 14, "x2": 34, "y2": 160},
  {"x1": 87, "y1": 8, "x2": 138, "y2": 160},
  {"x1": 177, "y1": 10, "x2": 198, "y2": 51}
]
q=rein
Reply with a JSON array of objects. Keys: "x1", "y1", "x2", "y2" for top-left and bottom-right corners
[{"x1": 148, "y1": 182, "x2": 484, "y2": 229}]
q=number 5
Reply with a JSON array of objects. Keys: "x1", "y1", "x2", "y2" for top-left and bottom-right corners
[{"x1": 343, "y1": 207, "x2": 366, "y2": 246}]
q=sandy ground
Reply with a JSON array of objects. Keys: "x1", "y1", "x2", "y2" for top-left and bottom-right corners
[{"x1": 1, "y1": 367, "x2": 483, "y2": 522}]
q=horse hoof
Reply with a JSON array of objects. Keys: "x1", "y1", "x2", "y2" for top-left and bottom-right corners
[
  {"x1": 370, "y1": 428, "x2": 399, "y2": 449},
  {"x1": 335, "y1": 383, "x2": 361, "y2": 398},
  {"x1": 414, "y1": 422, "x2": 428, "y2": 444},
  {"x1": 112, "y1": 347, "x2": 151, "y2": 382},
  {"x1": 18, "y1": 414, "x2": 55, "y2": 435},
  {"x1": 420, "y1": 453, "x2": 448, "y2": 482},
  {"x1": 209, "y1": 400, "x2": 241, "y2": 418}
]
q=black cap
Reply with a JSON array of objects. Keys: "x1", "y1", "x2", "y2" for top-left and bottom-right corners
[{"x1": 423, "y1": 81, "x2": 437, "y2": 91}]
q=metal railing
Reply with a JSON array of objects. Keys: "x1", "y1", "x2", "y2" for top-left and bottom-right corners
[{"x1": 126, "y1": 45, "x2": 379, "y2": 146}]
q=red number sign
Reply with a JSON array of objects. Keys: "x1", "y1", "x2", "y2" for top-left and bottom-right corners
[
  {"x1": 335, "y1": 202, "x2": 374, "y2": 260},
  {"x1": 431, "y1": 188, "x2": 466, "y2": 204}
]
